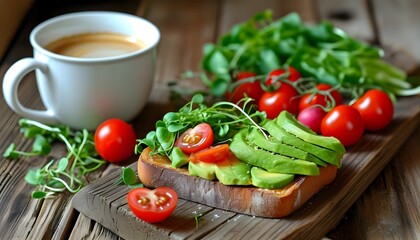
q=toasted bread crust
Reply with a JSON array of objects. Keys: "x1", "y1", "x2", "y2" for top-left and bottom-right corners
[{"x1": 138, "y1": 147, "x2": 337, "y2": 218}]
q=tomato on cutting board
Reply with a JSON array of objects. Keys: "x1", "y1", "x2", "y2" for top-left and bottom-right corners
[
  {"x1": 94, "y1": 118, "x2": 137, "y2": 163},
  {"x1": 352, "y1": 89, "x2": 394, "y2": 131},
  {"x1": 174, "y1": 123, "x2": 214, "y2": 154},
  {"x1": 127, "y1": 187, "x2": 178, "y2": 223},
  {"x1": 321, "y1": 105, "x2": 364, "y2": 146}
]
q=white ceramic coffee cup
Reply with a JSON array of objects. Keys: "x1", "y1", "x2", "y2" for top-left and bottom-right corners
[{"x1": 3, "y1": 11, "x2": 160, "y2": 130}]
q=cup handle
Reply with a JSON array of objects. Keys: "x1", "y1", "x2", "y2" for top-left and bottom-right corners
[{"x1": 3, "y1": 58, "x2": 58, "y2": 124}]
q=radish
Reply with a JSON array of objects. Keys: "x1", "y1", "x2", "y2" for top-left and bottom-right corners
[{"x1": 297, "y1": 107, "x2": 326, "y2": 134}]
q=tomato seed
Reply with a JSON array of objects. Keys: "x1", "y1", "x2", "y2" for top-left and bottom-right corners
[
  {"x1": 155, "y1": 196, "x2": 168, "y2": 206},
  {"x1": 138, "y1": 196, "x2": 150, "y2": 206},
  {"x1": 183, "y1": 133, "x2": 202, "y2": 144}
]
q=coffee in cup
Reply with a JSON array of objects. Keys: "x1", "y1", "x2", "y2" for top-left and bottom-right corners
[
  {"x1": 2, "y1": 12, "x2": 160, "y2": 130},
  {"x1": 45, "y1": 32, "x2": 146, "y2": 58}
]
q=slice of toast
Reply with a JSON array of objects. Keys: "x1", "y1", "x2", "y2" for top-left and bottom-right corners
[{"x1": 138, "y1": 147, "x2": 337, "y2": 218}]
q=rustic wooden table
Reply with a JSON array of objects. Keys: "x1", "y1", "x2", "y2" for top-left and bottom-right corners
[{"x1": 1, "y1": 0, "x2": 419, "y2": 239}]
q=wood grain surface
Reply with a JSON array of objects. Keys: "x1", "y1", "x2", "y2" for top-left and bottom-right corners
[{"x1": 0, "y1": 0, "x2": 419, "y2": 239}]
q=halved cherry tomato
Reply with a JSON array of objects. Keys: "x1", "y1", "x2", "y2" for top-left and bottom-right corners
[
  {"x1": 174, "y1": 123, "x2": 214, "y2": 154},
  {"x1": 258, "y1": 83, "x2": 300, "y2": 118},
  {"x1": 299, "y1": 83, "x2": 343, "y2": 112},
  {"x1": 321, "y1": 105, "x2": 364, "y2": 146},
  {"x1": 94, "y1": 118, "x2": 137, "y2": 163},
  {"x1": 127, "y1": 187, "x2": 178, "y2": 223},
  {"x1": 265, "y1": 66, "x2": 301, "y2": 86},
  {"x1": 225, "y1": 71, "x2": 264, "y2": 104},
  {"x1": 189, "y1": 144, "x2": 231, "y2": 163},
  {"x1": 351, "y1": 89, "x2": 394, "y2": 131}
]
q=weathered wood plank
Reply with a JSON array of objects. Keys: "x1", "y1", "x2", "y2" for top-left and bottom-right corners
[
  {"x1": 68, "y1": 213, "x2": 123, "y2": 240},
  {"x1": 316, "y1": 0, "x2": 375, "y2": 43},
  {"x1": 0, "y1": 0, "x2": 34, "y2": 59},
  {"x1": 327, "y1": 123, "x2": 420, "y2": 239},
  {"x1": 137, "y1": 0, "x2": 220, "y2": 104},
  {"x1": 371, "y1": 0, "x2": 420, "y2": 63}
]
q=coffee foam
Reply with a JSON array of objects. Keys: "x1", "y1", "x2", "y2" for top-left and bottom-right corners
[{"x1": 45, "y1": 32, "x2": 145, "y2": 58}]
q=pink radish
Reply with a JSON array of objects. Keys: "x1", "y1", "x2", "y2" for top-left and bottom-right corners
[{"x1": 297, "y1": 107, "x2": 326, "y2": 134}]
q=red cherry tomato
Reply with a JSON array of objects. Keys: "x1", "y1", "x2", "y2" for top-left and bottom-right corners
[
  {"x1": 127, "y1": 187, "x2": 178, "y2": 223},
  {"x1": 258, "y1": 83, "x2": 300, "y2": 118},
  {"x1": 299, "y1": 84, "x2": 343, "y2": 112},
  {"x1": 189, "y1": 144, "x2": 231, "y2": 163},
  {"x1": 226, "y1": 71, "x2": 264, "y2": 104},
  {"x1": 351, "y1": 89, "x2": 394, "y2": 131},
  {"x1": 94, "y1": 118, "x2": 137, "y2": 163},
  {"x1": 321, "y1": 105, "x2": 364, "y2": 146},
  {"x1": 174, "y1": 123, "x2": 214, "y2": 154},
  {"x1": 265, "y1": 66, "x2": 301, "y2": 86}
]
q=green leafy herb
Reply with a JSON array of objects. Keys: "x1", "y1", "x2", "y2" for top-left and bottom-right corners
[
  {"x1": 136, "y1": 93, "x2": 266, "y2": 157},
  {"x1": 4, "y1": 119, "x2": 106, "y2": 198},
  {"x1": 117, "y1": 167, "x2": 143, "y2": 189},
  {"x1": 199, "y1": 10, "x2": 420, "y2": 99},
  {"x1": 194, "y1": 212, "x2": 203, "y2": 229}
]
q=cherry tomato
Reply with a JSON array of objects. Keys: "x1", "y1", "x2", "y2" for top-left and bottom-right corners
[
  {"x1": 189, "y1": 144, "x2": 231, "y2": 163},
  {"x1": 351, "y1": 89, "x2": 394, "y2": 131},
  {"x1": 226, "y1": 71, "x2": 264, "y2": 104},
  {"x1": 265, "y1": 66, "x2": 301, "y2": 86},
  {"x1": 127, "y1": 187, "x2": 178, "y2": 223},
  {"x1": 94, "y1": 118, "x2": 137, "y2": 163},
  {"x1": 258, "y1": 83, "x2": 300, "y2": 118},
  {"x1": 299, "y1": 83, "x2": 343, "y2": 112},
  {"x1": 321, "y1": 105, "x2": 364, "y2": 146},
  {"x1": 174, "y1": 123, "x2": 214, "y2": 154}
]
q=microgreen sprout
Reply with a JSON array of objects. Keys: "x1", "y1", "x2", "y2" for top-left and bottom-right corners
[
  {"x1": 3, "y1": 119, "x2": 106, "y2": 199},
  {"x1": 116, "y1": 167, "x2": 143, "y2": 189},
  {"x1": 194, "y1": 212, "x2": 203, "y2": 229}
]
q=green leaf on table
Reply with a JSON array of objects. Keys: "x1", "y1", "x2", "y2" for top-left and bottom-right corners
[
  {"x1": 3, "y1": 144, "x2": 19, "y2": 159},
  {"x1": 32, "y1": 135, "x2": 52, "y2": 155},
  {"x1": 25, "y1": 169, "x2": 42, "y2": 185},
  {"x1": 56, "y1": 158, "x2": 69, "y2": 172},
  {"x1": 121, "y1": 167, "x2": 143, "y2": 189},
  {"x1": 21, "y1": 125, "x2": 45, "y2": 138},
  {"x1": 32, "y1": 191, "x2": 53, "y2": 199}
]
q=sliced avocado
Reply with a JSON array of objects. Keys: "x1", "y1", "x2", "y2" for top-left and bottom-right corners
[
  {"x1": 247, "y1": 127, "x2": 327, "y2": 167},
  {"x1": 170, "y1": 147, "x2": 190, "y2": 168},
  {"x1": 230, "y1": 130, "x2": 320, "y2": 176},
  {"x1": 188, "y1": 160, "x2": 216, "y2": 180},
  {"x1": 263, "y1": 120, "x2": 342, "y2": 167},
  {"x1": 251, "y1": 166, "x2": 294, "y2": 189},
  {"x1": 276, "y1": 111, "x2": 346, "y2": 155},
  {"x1": 188, "y1": 156, "x2": 252, "y2": 185},
  {"x1": 214, "y1": 157, "x2": 252, "y2": 185}
]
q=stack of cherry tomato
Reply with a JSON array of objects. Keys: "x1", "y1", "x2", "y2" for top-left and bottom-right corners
[{"x1": 225, "y1": 67, "x2": 395, "y2": 147}]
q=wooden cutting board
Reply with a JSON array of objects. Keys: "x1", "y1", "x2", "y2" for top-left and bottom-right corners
[{"x1": 71, "y1": 95, "x2": 420, "y2": 240}]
